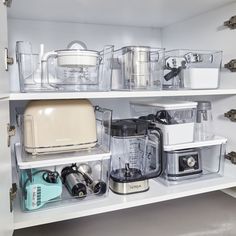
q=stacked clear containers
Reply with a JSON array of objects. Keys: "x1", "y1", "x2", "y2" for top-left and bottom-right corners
[
  {"x1": 131, "y1": 100, "x2": 197, "y2": 145},
  {"x1": 15, "y1": 99, "x2": 112, "y2": 211},
  {"x1": 130, "y1": 100, "x2": 226, "y2": 185},
  {"x1": 110, "y1": 119, "x2": 163, "y2": 194},
  {"x1": 16, "y1": 41, "x2": 114, "y2": 92},
  {"x1": 163, "y1": 49, "x2": 222, "y2": 90},
  {"x1": 111, "y1": 46, "x2": 164, "y2": 90}
]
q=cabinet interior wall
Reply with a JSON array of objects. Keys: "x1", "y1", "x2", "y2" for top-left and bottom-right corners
[{"x1": 4, "y1": 1, "x2": 236, "y2": 231}]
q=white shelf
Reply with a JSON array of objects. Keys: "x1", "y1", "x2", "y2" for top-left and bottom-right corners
[
  {"x1": 15, "y1": 143, "x2": 111, "y2": 169},
  {"x1": 8, "y1": 89, "x2": 236, "y2": 100},
  {"x1": 13, "y1": 173, "x2": 236, "y2": 230},
  {"x1": 164, "y1": 136, "x2": 227, "y2": 152}
]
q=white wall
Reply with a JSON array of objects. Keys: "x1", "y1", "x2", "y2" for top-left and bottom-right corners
[{"x1": 8, "y1": 19, "x2": 161, "y2": 92}]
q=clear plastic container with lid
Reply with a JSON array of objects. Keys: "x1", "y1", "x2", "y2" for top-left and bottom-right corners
[{"x1": 130, "y1": 100, "x2": 197, "y2": 145}]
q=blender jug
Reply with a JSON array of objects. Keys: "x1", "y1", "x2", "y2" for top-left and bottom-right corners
[
  {"x1": 110, "y1": 119, "x2": 163, "y2": 194},
  {"x1": 195, "y1": 101, "x2": 214, "y2": 141}
]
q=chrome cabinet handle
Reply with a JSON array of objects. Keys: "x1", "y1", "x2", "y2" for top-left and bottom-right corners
[{"x1": 4, "y1": 48, "x2": 14, "y2": 71}]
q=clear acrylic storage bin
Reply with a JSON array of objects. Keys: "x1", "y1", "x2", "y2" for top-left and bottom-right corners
[
  {"x1": 157, "y1": 137, "x2": 227, "y2": 185},
  {"x1": 15, "y1": 151, "x2": 110, "y2": 212},
  {"x1": 17, "y1": 100, "x2": 112, "y2": 157},
  {"x1": 130, "y1": 100, "x2": 197, "y2": 145},
  {"x1": 163, "y1": 49, "x2": 222, "y2": 90},
  {"x1": 111, "y1": 46, "x2": 164, "y2": 91},
  {"x1": 16, "y1": 41, "x2": 114, "y2": 92}
]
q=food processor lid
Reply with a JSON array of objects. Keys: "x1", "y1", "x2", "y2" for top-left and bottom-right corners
[
  {"x1": 56, "y1": 49, "x2": 99, "y2": 57},
  {"x1": 111, "y1": 119, "x2": 149, "y2": 137},
  {"x1": 130, "y1": 100, "x2": 197, "y2": 110},
  {"x1": 196, "y1": 101, "x2": 212, "y2": 110}
]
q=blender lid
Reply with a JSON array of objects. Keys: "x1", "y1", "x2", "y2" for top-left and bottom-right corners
[
  {"x1": 196, "y1": 101, "x2": 212, "y2": 110},
  {"x1": 111, "y1": 119, "x2": 149, "y2": 137}
]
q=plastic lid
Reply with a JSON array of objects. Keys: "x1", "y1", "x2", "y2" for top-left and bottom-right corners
[
  {"x1": 131, "y1": 100, "x2": 197, "y2": 110},
  {"x1": 56, "y1": 49, "x2": 99, "y2": 57},
  {"x1": 111, "y1": 119, "x2": 149, "y2": 137},
  {"x1": 196, "y1": 101, "x2": 212, "y2": 110}
]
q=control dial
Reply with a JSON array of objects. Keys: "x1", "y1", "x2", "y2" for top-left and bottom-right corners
[{"x1": 185, "y1": 156, "x2": 196, "y2": 168}]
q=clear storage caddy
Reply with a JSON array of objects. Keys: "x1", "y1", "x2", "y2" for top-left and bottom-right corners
[
  {"x1": 14, "y1": 99, "x2": 112, "y2": 212},
  {"x1": 158, "y1": 137, "x2": 227, "y2": 185},
  {"x1": 111, "y1": 46, "x2": 164, "y2": 91},
  {"x1": 130, "y1": 100, "x2": 197, "y2": 145},
  {"x1": 15, "y1": 156, "x2": 110, "y2": 212},
  {"x1": 163, "y1": 49, "x2": 222, "y2": 90},
  {"x1": 16, "y1": 41, "x2": 114, "y2": 92}
]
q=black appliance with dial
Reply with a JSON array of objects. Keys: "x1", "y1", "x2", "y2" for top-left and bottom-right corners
[{"x1": 164, "y1": 149, "x2": 202, "y2": 181}]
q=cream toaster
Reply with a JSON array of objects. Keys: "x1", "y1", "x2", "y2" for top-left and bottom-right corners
[{"x1": 23, "y1": 99, "x2": 97, "y2": 155}]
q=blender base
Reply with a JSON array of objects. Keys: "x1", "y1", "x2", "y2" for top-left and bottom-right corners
[{"x1": 109, "y1": 178, "x2": 149, "y2": 195}]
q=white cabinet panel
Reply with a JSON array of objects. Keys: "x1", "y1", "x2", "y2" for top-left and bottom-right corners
[{"x1": 0, "y1": 99, "x2": 13, "y2": 236}]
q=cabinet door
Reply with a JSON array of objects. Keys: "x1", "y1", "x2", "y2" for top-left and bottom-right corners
[
  {"x1": 0, "y1": 1, "x2": 10, "y2": 97},
  {"x1": 0, "y1": 2, "x2": 13, "y2": 236},
  {"x1": 0, "y1": 99, "x2": 13, "y2": 236}
]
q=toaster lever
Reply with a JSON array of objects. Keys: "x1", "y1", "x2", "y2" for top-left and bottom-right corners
[{"x1": 7, "y1": 124, "x2": 16, "y2": 147}]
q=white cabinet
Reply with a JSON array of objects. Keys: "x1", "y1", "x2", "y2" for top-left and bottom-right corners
[
  {"x1": 0, "y1": 1, "x2": 10, "y2": 97},
  {"x1": 1, "y1": 0, "x2": 236, "y2": 235},
  {"x1": 0, "y1": 2, "x2": 13, "y2": 236}
]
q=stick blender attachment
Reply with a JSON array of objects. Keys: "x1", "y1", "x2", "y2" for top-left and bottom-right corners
[
  {"x1": 61, "y1": 164, "x2": 87, "y2": 198},
  {"x1": 78, "y1": 163, "x2": 107, "y2": 195}
]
